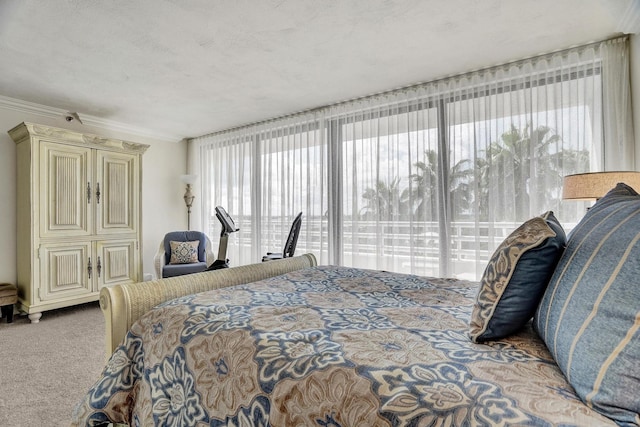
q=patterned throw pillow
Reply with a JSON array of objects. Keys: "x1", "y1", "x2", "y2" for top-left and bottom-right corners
[
  {"x1": 469, "y1": 211, "x2": 566, "y2": 343},
  {"x1": 534, "y1": 183, "x2": 640, "y2": 426},
  {"x1": 169, "y1": 240, "x2": 200, "y2": 264}
]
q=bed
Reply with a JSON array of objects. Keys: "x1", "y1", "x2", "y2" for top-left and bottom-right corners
[{"x1": 72, "y1": 185, "x2": 640, "y2": 427}]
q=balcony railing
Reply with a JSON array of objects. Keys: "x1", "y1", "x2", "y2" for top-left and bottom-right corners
[{"x1": 207, "y1": 217, "x2": 576, "y2": 281}]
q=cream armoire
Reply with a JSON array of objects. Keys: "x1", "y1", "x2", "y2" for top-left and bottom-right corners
[{"x1": 9, "y1": 122, "x2": 149, "y2": 323}]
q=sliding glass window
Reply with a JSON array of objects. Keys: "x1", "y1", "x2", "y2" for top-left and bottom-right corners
[{"x1": 193, "y1": 37, "x2": 632, "y2": 280}]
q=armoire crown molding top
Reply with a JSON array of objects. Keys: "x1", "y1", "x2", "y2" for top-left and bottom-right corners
[
  {"x1": 0, "y1": 94, "x2": 182, "y2": 143},
  {"x1": 9, "y1": 122, "x2": 150, "y2": 154}
]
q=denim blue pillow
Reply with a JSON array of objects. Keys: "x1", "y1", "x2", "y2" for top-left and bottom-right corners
[
  {"x1": 470, "y1": 211, "x2": 566, "y2": 342},
  {"x1": 534, "y1": 183, "x2": 640, "y2": 426}
]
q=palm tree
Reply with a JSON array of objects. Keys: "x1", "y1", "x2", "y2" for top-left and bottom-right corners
[
  {"x1": 410, "y1": 149, "x2": 474, "y2": 221},
  {"x1": 476, "y1": 124, "x2": 589, "y2": 221},
  {"x1": 448, "y1": 158, "x2": 474, "y2": 217},
  {"x1": 361, "y1": 124, "x2": 589, "y2": 224},
  {"x1": 410, "y1": 150, "x2": 438, "y2": 220},
  {"x1": 360, "y1": 177, "x2": 410, "y2": 220}
]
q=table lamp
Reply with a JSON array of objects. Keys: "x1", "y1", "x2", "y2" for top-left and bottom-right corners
[{"x1": 563, "y1": 171, "x2": 640, "y2": 201}]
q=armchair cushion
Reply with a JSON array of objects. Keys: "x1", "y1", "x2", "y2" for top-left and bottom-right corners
[{"x1": 162, "y1": 261, "x2": 208, "y2": 278}]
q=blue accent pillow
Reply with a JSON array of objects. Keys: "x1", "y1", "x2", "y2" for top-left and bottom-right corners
[
  {"x1": 534, "y1": 183, "x2": 640, "y2": 426},
  {"x1": 469, "y1": 211, "x2": 566, "y2": 342}
]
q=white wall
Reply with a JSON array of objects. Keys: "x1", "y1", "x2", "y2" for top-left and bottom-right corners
[{"x1": 0, "y1": 107, "x2": 188, "y2": 285}]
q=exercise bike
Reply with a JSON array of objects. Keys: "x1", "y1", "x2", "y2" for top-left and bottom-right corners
[{"x1": 207, "y1": 206, "x2": 239, "y2": 270}]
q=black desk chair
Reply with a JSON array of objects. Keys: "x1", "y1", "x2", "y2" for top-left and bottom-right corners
[{"x1": 262, "y1": 212, "x2": 302, "y2": 262}]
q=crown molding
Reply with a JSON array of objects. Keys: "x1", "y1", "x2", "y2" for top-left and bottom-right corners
[
  {"x1": 0, "y1": 94, "x2": 182, "y2": 142},
  {"x1": 618, "y1": 0, "x2": 640, "y2": 34}
]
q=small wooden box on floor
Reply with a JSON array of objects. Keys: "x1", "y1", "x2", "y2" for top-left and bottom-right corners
[{"x1": 0, "y1": 283, "x2": 18, "y2": 323}]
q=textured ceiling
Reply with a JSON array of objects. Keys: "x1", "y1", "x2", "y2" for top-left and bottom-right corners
[{"x1": 0, "y1": 0, "x2": 633, "y2": 140}]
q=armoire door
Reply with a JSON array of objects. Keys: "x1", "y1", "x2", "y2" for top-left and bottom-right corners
[
  {"x1": 38, "y1": 242, "x2": 93, "y2": 301},
  {"x1": 95, "y1": 239, "x2": 139, "y2": 289},
  {"x1": 95, "y1": 151, "x2": 138, "y2": 235},
  {"x1": 39, "y1": 141, "x2": 93, "y2": 238}
]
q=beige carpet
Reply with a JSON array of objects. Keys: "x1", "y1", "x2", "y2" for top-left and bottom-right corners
[{"x1": 0, "y1": 302, "x2": 106, "y2": 427}]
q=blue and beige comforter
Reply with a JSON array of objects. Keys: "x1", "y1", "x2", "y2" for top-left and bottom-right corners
[{"x1": 72, "y1": 265, "x2": 614, "y2": 426}]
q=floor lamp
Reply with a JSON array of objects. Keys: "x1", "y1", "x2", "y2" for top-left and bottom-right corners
[{"x1": 180, "y1": 174, "x2": 197, "y2": 230}]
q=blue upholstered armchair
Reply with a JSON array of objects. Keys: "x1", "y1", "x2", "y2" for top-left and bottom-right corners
[{"x1": 154, "y1": 231, "x2": 215, "y2": 278}]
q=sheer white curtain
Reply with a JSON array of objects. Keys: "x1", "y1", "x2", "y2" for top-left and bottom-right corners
[
  {"x1": 193, "y1": 113, "x2": 329, "y2": 266},
  {"x1": 191, "y1": 36, "x2": 633, "y2": 279},
  {"x1": 198, "y1": 131, "x2": 254, "y2": 265}
]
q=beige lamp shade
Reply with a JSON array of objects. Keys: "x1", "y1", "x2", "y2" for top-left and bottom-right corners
[{"x1": 563, "y1": 171, "x2": 640, "y2": 200}]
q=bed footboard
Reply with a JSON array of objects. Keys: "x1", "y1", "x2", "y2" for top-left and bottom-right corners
[{"x1": 99, "y1": 253, "x2": 317, "y2": 356}]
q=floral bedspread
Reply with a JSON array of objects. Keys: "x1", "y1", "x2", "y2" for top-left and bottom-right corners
[{"x1": 72, "y1": 265, "x2": 615, "y2": 426}]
